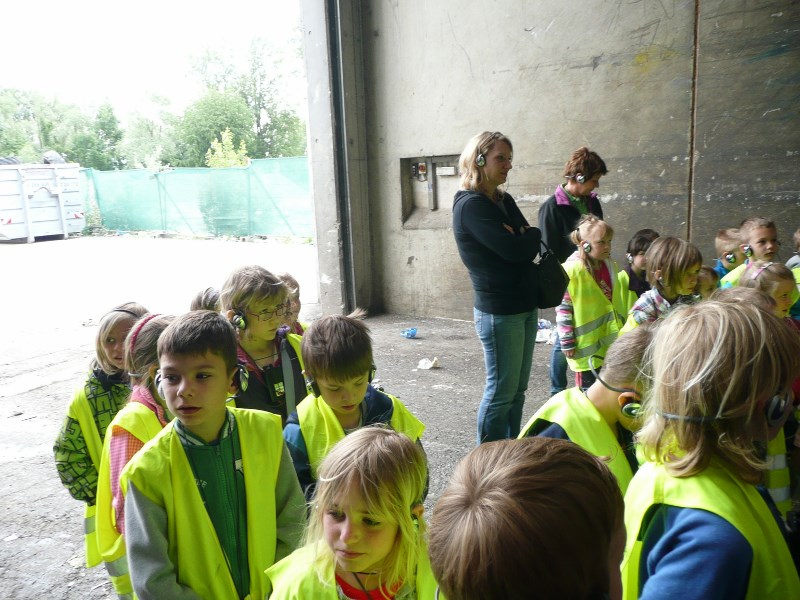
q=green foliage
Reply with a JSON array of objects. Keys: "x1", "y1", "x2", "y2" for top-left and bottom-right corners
[
  {"x1": 163, "y1": 90, "x2": 254, "y2": 167},
  {"x1": 68, "y1": 104, "x2": 126, "y2": 170},
  {"x1": 0, "y1": 33, "x2": 307, "y2": 170},
  {"x1": 206, "y1": 128, "x2": 249, "y2": 168}
]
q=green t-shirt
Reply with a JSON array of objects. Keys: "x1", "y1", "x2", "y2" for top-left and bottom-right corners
[{"x1": 562, "y1": 184, "x2": 588, "y2": 214}]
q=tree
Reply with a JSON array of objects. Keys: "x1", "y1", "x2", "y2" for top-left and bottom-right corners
[
  {"x1": 206, "y1": 128, "x2": 249, "y2": 168},
  {"x1": 164, "y1": 90, "x2": 254, "y2": 167},
  {"x1": 236, "y1": 37, "x2": 306, "y2": 158},
  {"x1": 68, "y1": 103, "x2": 126, "y2": 170},
  {"x1": 189, "y1": 37, "x2": 307, "y2": 160}
]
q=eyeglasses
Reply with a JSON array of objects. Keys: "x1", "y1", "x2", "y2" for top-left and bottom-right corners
[{"x1": 247, "y1": 303, "x2": 289, "y2": 321}]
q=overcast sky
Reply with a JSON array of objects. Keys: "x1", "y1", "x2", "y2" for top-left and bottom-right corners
[{"x1": 1, "y1": 0, "x2": 304, "y2": 120}]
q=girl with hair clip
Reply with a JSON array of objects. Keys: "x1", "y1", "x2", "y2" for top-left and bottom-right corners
[
  {"x1": 620, "y1": 236, "x2": 702, "y2": 332},
  {"x1": 452, "y1": 131, "x2": 542, "y2": 443},
  {"x1": 556, "y1": 215, "x2": 628, "y2": 391},
  {"x1": 622, "y1": 301, "x2": 800, "y2": 600},
  {"x1": 220, "y1": 265, "x2": 307, "y2": 424},
  {"x1": 538, "y1": 146, "x2": 608, "y2": 397},
  {"x1": 94, "y1": 313, "x2": 174, "y2": 598},
  {"x1": 53, "y1": 302, "x2": 148, "y2": 582},
  {"x1": 739, "y1": 260, "x2": 799, "y2": 322},
  {"x1": 266, "y1": 426, "x2": 436, "y2": 599}
]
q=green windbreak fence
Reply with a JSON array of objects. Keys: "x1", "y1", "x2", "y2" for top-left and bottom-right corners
[{"x1": 82, "y1": 157, "x2": 313, "y2": 238}]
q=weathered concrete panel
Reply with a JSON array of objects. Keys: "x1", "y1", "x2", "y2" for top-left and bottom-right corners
[
  {"x1": 362, "y1": 1, "x2": 697, "y2": 317},
  {"x1": 301, "y1": 1, "x2": 799, "y2": 318},
  {"x1": 691, "y1": 1, "x2": 800, "y2": 262}
]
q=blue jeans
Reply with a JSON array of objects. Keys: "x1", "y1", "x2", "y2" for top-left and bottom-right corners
[
  {"x1": 549, "y1": 332, "x2": 568, "y2": 395},
  {"x1": 474, "y1": 307, "x2": 537, "y2": 444}
]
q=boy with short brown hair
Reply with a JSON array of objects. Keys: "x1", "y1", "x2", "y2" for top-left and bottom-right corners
[{"x1": 121, "y1": 310, "x2": 305, "y2": 599}]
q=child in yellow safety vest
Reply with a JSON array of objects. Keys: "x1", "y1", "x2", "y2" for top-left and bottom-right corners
[
  {"x1": 95, "y1": 313, "x2": 174, "y2": 598},
  {"x1": 220, "y1": 265, "x2": 307, "y2": 424},
  {"x1": 121, "y1": 310, "x2": 306, "y2": 599},
  {"x1": 519, "y1": 323, "x2": 655, "y2": 494},
  {"x1": 556, "y1": 214, "x2": 628, "y2": 390},
  {"x1": 622, "y1": 301, "x2": 800, "y2": 599},
  {"x1": 267, "y1": 427, "x2": 437, "y2": 599},
  {"x1": 283, "y1": 312, "x2": 425, "y2": 501},
  {"x1": 53, "y1": 302, "x2": 147, "y2": 592}
]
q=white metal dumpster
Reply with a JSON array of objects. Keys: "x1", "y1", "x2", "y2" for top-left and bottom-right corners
[{"x1": 0, "y1": 163, "x2": 85, "y2": 242}]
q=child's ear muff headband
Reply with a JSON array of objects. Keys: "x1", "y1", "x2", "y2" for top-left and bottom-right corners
[
  {"x1": 743, "y1": 244, "x2": 753, "y2": 258},
  {"x1": 476, "y1": 153, "x2": 486, "y2": 167},
  {"x1": 724, "y1": 251, "x2": 736, "y2": 264}
]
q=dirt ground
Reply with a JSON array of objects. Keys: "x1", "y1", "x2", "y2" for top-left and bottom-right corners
[{"x1": 0, "y1": 235, "x2": 559, "y2": 598}]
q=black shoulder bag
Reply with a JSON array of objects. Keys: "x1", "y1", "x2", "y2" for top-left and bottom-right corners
[{"x1": 534, "y1": 240, "x2": 570, "y2": 309}]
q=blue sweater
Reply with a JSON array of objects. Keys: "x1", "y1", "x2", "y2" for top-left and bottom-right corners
[{"x1": 637, "y1": 486, "x2": 786, "y2": 600}]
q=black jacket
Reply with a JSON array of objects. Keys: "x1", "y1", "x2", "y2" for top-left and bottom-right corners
[{"x1": 452, "y1": 190, "x2": 541, "y2": 314}]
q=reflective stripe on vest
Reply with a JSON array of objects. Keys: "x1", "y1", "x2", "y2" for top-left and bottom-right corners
[
  {"x1": 519, "y1": 388, "x2": 634, "y2": 493},
  {"x1": 622, "y1": 460, "x2": 800, "y2": 600},
  {"x1": 765, "y1": 432, "x2": 792, "y2": 519},
  {"x1": 96, "y1": 401, "x2": 166, "y2": 563},
  {"x1": 104, "y1": 553, "x2": 134, "y2": 597},
  {"x1": 563, "y1": 260, "x2": 627, "y2": 371}
]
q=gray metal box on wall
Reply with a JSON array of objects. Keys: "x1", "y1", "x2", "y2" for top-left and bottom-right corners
[
  {"x1": 400, "y1": 154, "x2": 460, "y2": 229},
  {"x1": 0, "y1": 164, "x2": 84, "y2": 242}
]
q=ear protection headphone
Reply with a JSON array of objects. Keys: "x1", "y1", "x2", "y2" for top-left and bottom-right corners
[
  {"x1": 764, "y1": 391, "x2": 790, "y2": 428},
  {"x1": 306, "y1": 365, "x2": 377, "y2": 398},
  {"x1": 582, "y1": 241, "x2": 592, "y2": 253},
  {"x1": 575, "y1": 173, "x2": 586, "y2": 184},
  {"x1": 626, "y1": 253, "x2": 633, "y2": 264},
  {"x1": 236, "y1": 364, "x2": 249, "y2": 393},
  {"x1": 476, "y1": 153, "x2": 486, "y2": 167},
  {"x1": 724, "y1": 251, "x2": 736, "y2": 264},
  {"x1": 742, "y1": 244, "x2": 753, "y2": 258},
  {"x1": 155, "y1": 371, "x2": 166, "y2": 400},
  {"x1": 231, "y1": 310, "x2": 246, "y2": 330},
  {"x1": 620, "y1": 394, "x2": 642, "y2": 419},
  {"x1": 588, "y1": 356, "x2": 642, "y2": 418}
]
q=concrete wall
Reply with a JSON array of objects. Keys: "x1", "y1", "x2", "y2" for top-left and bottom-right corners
[{"x1": 303, "y1": 0, "x2": 800, "y2": 319}]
